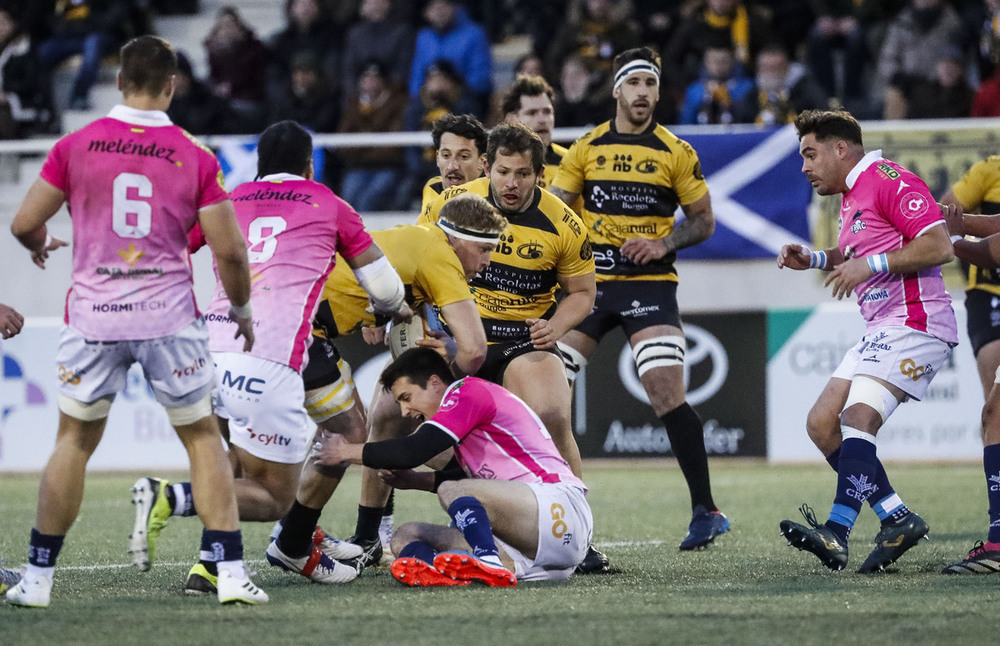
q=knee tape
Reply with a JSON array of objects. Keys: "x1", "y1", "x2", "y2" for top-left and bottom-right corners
[
  {"x1": 843, "y1": 375, "x2": 898, "y2": 424},
  {"x1": 633, "y1": 335, "x2": 685, "y2": 377},
  {"x1": 58, "y1": 394, "x2": 114, "y2": 421},
  {"x1": 556, "y1": 341, "x2": 587, "y2": 384},
  {"x1": 304, "y1": 358, "x2": 356, "y2": 423},
  {"x1": 166, "y1": 394, "x2": 213, "y2": 426}
]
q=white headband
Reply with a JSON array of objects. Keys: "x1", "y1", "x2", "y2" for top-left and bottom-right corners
[
  {"x1": 613, "y1": 59, "x2": 660, "y2": 90},
  {"x1": 438, "y1": 218, "x2": 501, "y2": 246}
]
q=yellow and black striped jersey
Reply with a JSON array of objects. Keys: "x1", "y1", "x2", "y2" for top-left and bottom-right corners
[
  {"x1": 419, "y1": 177, "x2": 595, "y2": 343},
  {"x1": 552, "y1": 120, "x2": 709, "y2": 282},
  {"x1": 314, "y1": 224, "x2": 472, "y2": 338},
  {"x1": 541, "y1": 143, "x2": 584, "y2": 213},
  {"x1": 952, "y1": 155, "x2": 1000, "y2": 295},
  {"x1": 420, "y1": 176, "x2": 445, "y2": 214}
]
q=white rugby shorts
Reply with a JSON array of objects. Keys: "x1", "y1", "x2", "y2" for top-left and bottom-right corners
[
  {"x1": 212, "y1": 351, "x2": 313, "y2": 463},
  {"x1": 495, "y1": 481, "x2": 593, "y2": 581},
  {"x1": 832, "y1": 325, "x2": 954, "y2": 400},
  {"x1": 55, "y1": 318, "x2": 214, "y2": 408}
]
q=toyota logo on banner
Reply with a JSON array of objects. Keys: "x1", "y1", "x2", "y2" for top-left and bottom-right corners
[{"x1": 617, "y1": 324, "x2": 729, "y2": 406}]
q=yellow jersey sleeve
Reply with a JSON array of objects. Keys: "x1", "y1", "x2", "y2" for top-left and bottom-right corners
[
  {"x1": 551, "y1": 135, "x2": 588, "y2": 196},
  {"x1": 952, "y1": 156, "x2": 1000, "y2": 212},
  {"x1": 668, "y1": 135, "x2": 709, "y2": 207}
]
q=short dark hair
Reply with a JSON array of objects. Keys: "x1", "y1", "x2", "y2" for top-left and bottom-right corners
[
  {"x1": 793, "y1": 109, "x2": 863, "y2": 147},
  {"x1": 256, "y1": 120, "x2": 313, "y2": 178},
  {"x1": 487, "y1": 121, "x2": 544, "y2": 175},
  {"x1": 379, "y1": 347, "x2": 453, "y2": 391},
  {"x1": 431, "y1": 113, "x2": 488, "y2": 155},
  {"x1": 119, "y1": 35, "x2": 177, "y2": 97},
  {"x1": 500, "y1": 74, "x2": 555, "y2": 116},
  {"x1": 613, "y1": 46, "x2": 661, "y2": 77}
]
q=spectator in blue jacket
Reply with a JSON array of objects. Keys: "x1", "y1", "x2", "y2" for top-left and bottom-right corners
[
  {"x1": 680, "y1": 45, "x2": 755, "y2": 125},
  {"x1": 409, "y1": 0, "x2": 492, "y2": 118}
]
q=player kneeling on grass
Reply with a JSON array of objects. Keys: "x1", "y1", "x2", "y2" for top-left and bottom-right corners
[{"x1": 311, "y1": 347, "x2": 593, "y2": 586}]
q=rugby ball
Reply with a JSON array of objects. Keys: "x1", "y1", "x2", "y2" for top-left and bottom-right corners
[{"x1": 388, "y1": 313, "x2": 427, "y2": 358}]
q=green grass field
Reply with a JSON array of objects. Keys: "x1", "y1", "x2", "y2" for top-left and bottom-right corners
[{"x1": 1, "y1": 460, "x2": 998, "y2": 645}]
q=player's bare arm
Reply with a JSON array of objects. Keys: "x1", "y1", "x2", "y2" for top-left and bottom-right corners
[
  {"x1": 429, "y1": 300, "x2": 487, "y2": 376},
  {"x1": 777, "y1": 244, "x2": 842, "y2": 270},
  {"x1": 622, "y1": 192, "x2": 715, "y2": 264},
  {"x1": 954, "y1": 233, "x2": 1000, "y2": 270},
  {"x1": 825, "y1": 223, "x2": 955, "y2": 300},
  {"x1": 377, "y1": 468, "x2": 436, "y2": 492},
  {"x1": 940, "y1": 189, "x2": 1000, "y2": 238},
  {"x1": 198, "y1": 199, "x2": 254, "y2": 350},
  {"x1": 548, "y1": 186, "x2": 580, "y2": 209},
  {"x1": 11, "y1": 178, "x2": 70, "y2": 269},
  {"x1": 528, "y1": 271, "x2": 596, "y2": 349}
]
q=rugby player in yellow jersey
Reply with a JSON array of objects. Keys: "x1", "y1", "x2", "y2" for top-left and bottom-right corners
[
  {"x1": 939, "y1": 155, "x2": 1000, "y2": 399},
  {"x1": 549, "y1": 47, "x2": 730, "y2": 553},
  {"x1": 270, "y1": 194, "x2": 508, "y2": 573},
  {"x1": 501, "y1": 74, "x2": 586, "y2": 215},
  {"x1": 420, "y1": 113, "x2": 488, "y2": 211},
  {"x1": 419, "y1": 121, "x2": 595, "y2": 478},
  {"x1": 937, "y1": 155, "x2": 1000, "y2": 573}
]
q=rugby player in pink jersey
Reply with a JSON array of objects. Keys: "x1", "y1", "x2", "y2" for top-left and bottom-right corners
[
  {"x1": 7, "y1": 35, "x2": 266, "y2": 606},
  {"x1": 312, "y1": 347, "x2": 594, "y2": 586},
  {"x1": 777, "y1": 109, "x2": 958, "y2": 573},
  {"x1": 127, "y1": 120, "x2": 414, "y2": 590}
]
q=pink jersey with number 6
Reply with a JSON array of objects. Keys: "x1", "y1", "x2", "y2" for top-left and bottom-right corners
[{"x1": 39, "y1": 106, "x2": 228, "y2": 341}]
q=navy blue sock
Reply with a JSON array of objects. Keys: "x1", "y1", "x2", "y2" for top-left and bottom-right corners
[
  {"x1": 827, "y1": 445, "x2": 908, "y2": 523},
  {"x1": 825, "y1": 447, "x2": 840, "y2": 471},
  {"x1": 172, "y1": 482, "x2": 196, "y2": 517},
  {"x1": 447, "y1": 496, "x2": 500, "y2": 563},
  {"x1": 985, "y1": 444, "x2": 1000, "y2": 544},
  {"x1": 28, "y1": 528, "x2": 65, "y2": 567},
  {"x1": 200, "y1": 529, "x2": 243, "y2": 564},
  {"x1": 828, "y1": 435, "x2": 878, "y2": 544},
  {"x1": 397, "y1": 540, "x2": 438, "y2": 565}
]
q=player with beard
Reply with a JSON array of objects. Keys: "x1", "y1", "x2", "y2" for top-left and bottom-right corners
[
  {"x1": 549, "y1": 47, "x2": 729, "y2": 553},
  {"x1": 420, "y1": 113, "x2": 487, "y2": 211}
]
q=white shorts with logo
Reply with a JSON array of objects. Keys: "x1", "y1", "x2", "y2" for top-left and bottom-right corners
[
  {"x1": 212, "y1": 351, "x2": 313, "y2": 464},
  {"x1": 832, "y1": 325, "x2": 954, "y2": 400},
  {"x1": 55, "y1": 318, "x2": 214, "y2": 408},
  {"x1": 494, "y1": 481, "x2": 593, "y2": 581}
]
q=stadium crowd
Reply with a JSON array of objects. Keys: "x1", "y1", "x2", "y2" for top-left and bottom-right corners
[{"x1": 0, "y1": 0, "x2": 998, "y2": 196}]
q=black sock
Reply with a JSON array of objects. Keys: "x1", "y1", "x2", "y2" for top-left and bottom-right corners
[
  {"x1": 354, "y1": 505, "x2": 384, "y2": 542},
  {"x1": 276, "y1": 500, "x2": 322, "y2": 559},
  {"x1": 661, "y1": 402, "x2": 716, "y2": 512},
  {"x1": 383, "y1": 490, "x2": 395, "y2": 517}
]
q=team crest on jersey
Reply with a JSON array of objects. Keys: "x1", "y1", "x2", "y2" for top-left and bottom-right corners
[
  {"x1": 899, "y1": 191, "x2": 930, "y2": 219},
  {"x1": 636, "y1": 158, "x2": 658, "y2": 174},
  {"x1": 517, "y1": 241, "x2": 543, "y2": 259},
  {"x1": 596, "y1": 155, "x2": 607, "y2": 167}
]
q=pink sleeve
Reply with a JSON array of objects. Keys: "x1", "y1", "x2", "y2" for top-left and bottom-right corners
[
  {"x1": 882, "y1": 176, "x2": 942, "y2": 240},
  {"x1": 196, "y1": 147, "x2": 229, "y2": 209},
  {"x1": 430, "y1": 381, "x2": 496, "y2": 442},
  {"x1": 188, "y1": 223, "x2": 207, "y2": 253},
  {"x1": 336, "y1": 200, "x2": 374, "y2": 260},
  {"x1": 39, "y1": 137, "x2": 69, "y2": 192}
]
